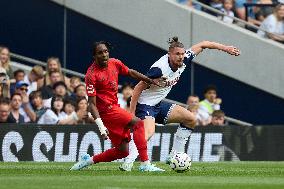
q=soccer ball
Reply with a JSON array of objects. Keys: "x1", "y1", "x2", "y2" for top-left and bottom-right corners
[{"x1": 169, "y1": 152, "x2": 191, "y2": 173}]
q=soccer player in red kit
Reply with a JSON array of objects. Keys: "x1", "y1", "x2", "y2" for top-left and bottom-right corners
[{"x1": 70, "y1": 41, "x2": 164, "y2": 172}]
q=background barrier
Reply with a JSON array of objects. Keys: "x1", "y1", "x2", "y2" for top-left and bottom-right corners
[{"x1": 1, "y1": 124, "x2": 284, "y2": 162}]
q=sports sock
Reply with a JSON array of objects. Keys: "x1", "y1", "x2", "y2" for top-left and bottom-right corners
[
  {"x1": 171, "y1": 124, "x2": 193, "y2": 154},
  {"x1": 124, "y1": 138, "x2": 139, "y2": 163},
  {"x1": 132, "y1": 120, "x2": 149, "y2": 162},
  {"x1": 92, "y1": 147, "x2": 129, "y2": 163}
]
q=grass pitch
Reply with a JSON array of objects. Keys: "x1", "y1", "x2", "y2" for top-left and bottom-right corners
[{"x1": 0, "y1": 162, "x2": 283, "y2": 189}]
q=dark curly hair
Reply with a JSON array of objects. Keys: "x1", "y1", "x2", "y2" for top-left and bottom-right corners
[{"x1": 93, "y1": 41, "x2": 113, "y2": 56}]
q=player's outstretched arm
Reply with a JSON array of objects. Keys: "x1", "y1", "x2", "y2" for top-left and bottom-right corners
[
  {"x1": 128, "y1": 69, "x2": 160, "y2": 86},
  {"x1": 129, "y1": 81, "x2": 148, "y2": 115},
  {"x1": 88, "y1": 96, "x2": 109, "y2": 140},
  {"x1": 190, "y1": 41, "x2": 241, "y2": 56}
]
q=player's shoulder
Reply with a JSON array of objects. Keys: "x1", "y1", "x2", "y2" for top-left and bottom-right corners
[
  {"x1": 151, "y1": 54, "x2": 168, "y2": 68},
  {"x1": 86, "y1": 63, "x2": 94, "y2": 74},
  {"x1": 109, "y1": 58, "x2": 123, "y2": 64},
  {"x1": 85, "y1": 63, "x2": 96, "y2": 80}
]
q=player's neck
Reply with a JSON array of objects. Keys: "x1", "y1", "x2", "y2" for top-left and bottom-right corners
[
  {"x1": 168, "y1": 61, "x2": 178, "y2": 72},
  {"x1": 95, "y1": 61, "x2": 108, "y2": 68}
]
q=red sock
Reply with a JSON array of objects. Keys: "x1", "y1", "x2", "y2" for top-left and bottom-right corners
[
  {"x1": 133, "y1": 120, "x2": 149, "y2": 161},
  {"x1": 92, "y1": 147, "x2": 129, "y2": 163}
]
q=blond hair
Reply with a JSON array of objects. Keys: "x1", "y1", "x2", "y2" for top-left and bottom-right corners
[
  {"x1": 0, "y1": 46, "x2": 11, "y2": 70},
  {"x1": 45, "y1": 57, "x2": 65, "y2": 85}
]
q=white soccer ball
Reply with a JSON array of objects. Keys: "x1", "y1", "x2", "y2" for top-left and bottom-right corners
[{"x1": 169, "y1": 152, "x2": 191, "y2": 173}]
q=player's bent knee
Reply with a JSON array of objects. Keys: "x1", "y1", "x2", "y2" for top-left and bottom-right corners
[
  {"x1": 117, "y1": 143, "x2": 130, "y2": 158},
  {"x1": 182, "y1": 113, "x2": 197, "y2": 128},
  {"x1": 119, "y1": 150, "x2": 129, "y2": 158}
]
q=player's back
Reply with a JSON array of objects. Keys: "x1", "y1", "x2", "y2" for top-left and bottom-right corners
[{"x1": 85, "y1": 58, "x2": 129, "y2": 113}]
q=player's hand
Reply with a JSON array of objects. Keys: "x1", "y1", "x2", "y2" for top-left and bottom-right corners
[
  {"x1": 21, "y1": 93, "x2": 29, "y2": 104},
  {"x1": 149, "y1": 77, "x2": 167, "y2": 87},
  {"x1": 100, "y1": 128, "x2": 109, "y2": 140},
  {"x1": 225, "y1": 46, "x2": 240, "y2": 56},
  {"x1": 214, "y1": 98, "x2": 222, "y2": 105},
  {"x1": 76, "y1": 110, "x2": 88, "y2": 120},
  {"x1": 148, "y1": 79, "x2": 161, "y2": 87}
]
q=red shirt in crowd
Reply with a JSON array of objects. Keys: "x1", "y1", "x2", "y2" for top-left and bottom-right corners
[{"x1": 85, "y1": 58, "x2": 129, "y2": 113}]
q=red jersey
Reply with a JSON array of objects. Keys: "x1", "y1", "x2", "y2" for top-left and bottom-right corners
[{"x1": 85, "y1": 58, "x2": 129, "y2": 113}]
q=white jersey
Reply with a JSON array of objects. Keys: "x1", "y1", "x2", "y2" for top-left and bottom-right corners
[{"x1": 138, "y1": 49, "x2": 196, "y2": 106}]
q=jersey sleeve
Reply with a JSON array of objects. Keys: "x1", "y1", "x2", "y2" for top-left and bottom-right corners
[
  {"x1": 184, "y1": 49, "x2": 196, "y2": 64},
  {"x1": 146, "y1": 67, "x2": 163, "y2": 79},
  {"x1": 116, "y1": 59, "x2": 129, "y2": 76},
  {"x1": 85, "y1": 73, "x2": 96, "y2": 97}
]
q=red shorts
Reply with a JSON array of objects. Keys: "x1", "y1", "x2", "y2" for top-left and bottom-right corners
[{"x1": 100, "y1": 106, "x2": 133, "y2": 147}]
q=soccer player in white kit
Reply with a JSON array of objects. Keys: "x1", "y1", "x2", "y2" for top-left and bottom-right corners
[{"x1": 119, "y1": 37, "x2": 240, "y2": 171}]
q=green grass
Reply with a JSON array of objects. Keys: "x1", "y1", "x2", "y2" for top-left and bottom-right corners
[{"x1": 0, "y1": 162, "x2": 284, "y2": 189}]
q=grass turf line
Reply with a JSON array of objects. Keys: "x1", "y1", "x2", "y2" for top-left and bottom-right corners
[{"x1": 0, "y1": 162, "x2": 283, "y2": 189}]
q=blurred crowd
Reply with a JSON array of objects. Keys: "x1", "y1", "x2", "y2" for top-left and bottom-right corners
[
  {"x1": 178, "y1": 0, "x2": 284, "y2": 43},
  {"x1": 0, "y1": 46, "x2": 225, "y2": 126},
  {"x1": 186, "y1": 85, "x2": 226, "y2": 126},
  {"x1": 0, "y1": 46, "x2": 90, "y2": 125}
]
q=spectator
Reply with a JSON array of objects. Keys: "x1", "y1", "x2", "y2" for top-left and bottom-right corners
[
  {"x1": 0, "y1": 46, "x2": 13, "y2": 79},
  {"x1": 210, "y1": 110, "x2": 226, "y2": 126},
  {"x1": 235, "y1": 0, "x2": 261, "y2": 26},
  {"x1": 38, "y1": 95, "x2": 84, "y2": 125},
  {"x1": 0, "y1": 71, "x2": 10, "y2": 98},
  {"x1": 186, "y1": 94, "x2": 200, "y2": 108},
  {"x1": 177, "y1": 0, "x2": 193, "y2": 6},
  {"x1": 43, "y1": 81, "x2": 72, "y2": 108},
  {"x1": 15, "y1": 81, "x2": 36, "y2": 122},
  {"x1": 29, "y1": 90, "x2": 49, "y2": 122},
  {"x1": 40, "y1": 70, "x2": 62, "y2": 100},
  {"x1": 69, "y1": 76, "x2": 81, "y2": 93},
  {"x1": 64, "y1": 99, "x2": 76, "y2": 116},
  {"x1": 118, "y1": 82, "x2": 134, "y2": 109},
  {"x1": 8, "y1": 93, "x2": 25, "y2": 123},
  {"x1": 0, "y1": 97, "x2": 13, "y2": 123},
  {"x1": 186, "y1": 94, "x2": 209, "y2": 126},
  {"x1": 210, "y1": 0, "x2": 223, "y2": 11},
  {"x1": 23, "y1": 65, "x2": 44, "y2": 95},
  {"x1": 75, "y1": 96, "x2": 94, "y2": 124},
  {"x1": 73, "y1": 84, "x2": 87, "y2": 100},
  {"x1": 199, "y1": 85, "x2": 222, "y2": 125},
  {"x1": 255, "y1": 0, "x2": 274, "y2": 22},
  {"x1": 53, "y1": 81, "x2": 69, "y2": 97},
  {"x1": 218, "y1": 0, "x2": 235, "y2": 24},
  {"x1": 43, "y1": 57, "x2": 70, "y2": 88},
  {"x1": 177, "y1": 0, "x2": 202, "y2": 10},
  {"x1": 70, "y1": 79, "x2": 84, "y2": 101},
  {"x1": 257, "y1": 3, "x2": 284, "y2": 42},
  {"x1": 10, "y1": 69, "x2": 25, "y2": 95}
]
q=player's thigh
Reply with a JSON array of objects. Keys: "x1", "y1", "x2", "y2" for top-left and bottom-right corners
[
  {"x1": 167, "y1": 105, "x2": 195, "y2": 124},
  {"x1": 102, "y1": 106, "x2": 133, "y2": 126},
  {"x1": 143, "y1": 117, "x2": 156, "y2": 140},
  {"x1": 101, "y1": 107, "x2": 133, "y2": 147}
]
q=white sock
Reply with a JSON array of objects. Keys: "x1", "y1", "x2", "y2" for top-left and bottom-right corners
[
  {"x1": 124, "y1": 139, "x2": 139, "y2": 164},
  {"x1": 88, "y1": 157, "x2": 94, "y2": 164},
  {"x1": 171, "y1": 126, "x2": 192, "y2": 154}
]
